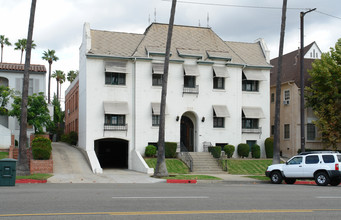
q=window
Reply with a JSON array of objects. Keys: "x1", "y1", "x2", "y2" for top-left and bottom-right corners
[
  {"x1": 322, "y1": 155, "x2": 335, "y2": 163},
  {"x1": 105, "y1": 72, "x2": 126, "y2": 85},
  {"x1": 184, "y1": 75, "x2": 196, "y2": 88},
  {"x1": 242, "y1": 73, "x2": 258, "y2": 91},
  {"x1": 152, "y1": 115, "x2": 160, "y2": 126},
  {"x1": 284, "y1": 124, "x2": 290, "y2": 139},
  {"x1": 105, "y1": 114, "x2": 125, "y2": 125},
  {"x1": 213, "y1": 76, "x2": 225, "y2": 89},
  {"x1": 306, "y1": 155, "x2": 319, "y2": 164},
  {"x1": 271, "y1": 93, "x2": 275, "y2": 103},
  {"x1": 152, "y1": 74, "x2": 163, "y2": 86},
  {"x1": 288, "y1": 157, "x2": 302, "y2": 165},
  {"x1": 307, "y1": 123, "x2": 316, "y2": 140},
  {"x1": 284, "y1": 90, "x2": 290, "y2": 101},
  {"x1": 242, "y1": 118, "x2": 259, "y2": 129},
  {"x1": 213, "y1": 117, "x2": 224, "y2": 128}
]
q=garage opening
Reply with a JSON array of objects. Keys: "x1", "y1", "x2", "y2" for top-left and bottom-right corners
[{"x1": 94, "y1": 138, "x2": 128, "y2": 169}]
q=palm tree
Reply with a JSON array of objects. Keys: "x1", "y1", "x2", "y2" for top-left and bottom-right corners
[
  {"x1": 42, "y1": 49, "x2": 59, "y2": 103},
  {"x1": 18, "y1": 0, "x2": 37, "y2": 176},
  {"x1": 0, "y1": 35, "x2": 12, "y2": 63},
  {"x1": 52, "y1": 70, "x2": 65, "y2": 100},
  {"x1": 67, "y1": 70, "x2": 78, "y2": 83},
  {"x1": 14, "y1": 38, "x2": 36, "y2": 64},
  {"x1": 154, "y1": 0, "x2": 177, "y2": 178}
]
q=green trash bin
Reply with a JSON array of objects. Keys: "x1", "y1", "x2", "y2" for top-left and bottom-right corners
[{"x1": 0, "y1": 158, "x2": 17, "y2": 186}]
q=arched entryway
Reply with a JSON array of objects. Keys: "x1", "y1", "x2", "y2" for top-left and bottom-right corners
[
  {"x1": 180, "y1": 113, "x2": 196, "y2": 152},
  {"x1": 94, "y1": 138, "x2": 128, "y2": 168}
]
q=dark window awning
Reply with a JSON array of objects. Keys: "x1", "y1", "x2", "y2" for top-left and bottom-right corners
[
  {"x1": 152, "y1": 63, "x2": 164, "y2": 75},
  {"x1": 242, "y1": 107, "x2": 265, "y2": 118},
  {"x1": 184, "y1": 64, "x2": 200, "y2": 76},
  {"x1": 243, "y1": 69, "x2": 266, "y2": 81},
  {"x1": 105, "y1": 61, "x2": 127, "y2": 73},
  {"x1": 213, "y1": 105, "x2": 230, "y2": 117},
  {"x1": 213, "y1": 66, "x2": 229, "y2": 78},
  {"x1": 104, "y1": 101, "x2": 129, "y2": 115}
]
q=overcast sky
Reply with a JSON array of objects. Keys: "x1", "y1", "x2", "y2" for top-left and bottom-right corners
[{"x1": 1, "y1": 0, "x2": 341, "y2": 101}]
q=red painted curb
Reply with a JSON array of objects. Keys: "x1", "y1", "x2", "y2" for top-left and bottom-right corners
[
  {"x1": 295, "y1": 181, "x2": 316, "y2": 185},
  {"x1": 167, "y1": 179, "x2": 197, "y2": 184},
  {"x1": 15, "y1": 179, "x2": 47, "y2": 184}
]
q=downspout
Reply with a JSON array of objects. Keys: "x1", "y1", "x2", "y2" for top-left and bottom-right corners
[{"x1": 132, "y1": 58, "x2": 137, "y2": 152}]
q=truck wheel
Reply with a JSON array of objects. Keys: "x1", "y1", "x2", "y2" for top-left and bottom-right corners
[
  {"x1": 330, "y1": 178, "x2": 341, "y2": 186},
  {"x1": 314, "y1": 172, "x2": 330, "y2": 186},
  {"x1": 270, "y1": 171, "x2": 283, "y2": 184},
  {"x1": 284, "y1": 178, "x2": 296, "y2": 184}
]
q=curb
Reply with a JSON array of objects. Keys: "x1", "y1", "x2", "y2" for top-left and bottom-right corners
[
  {"x1": 166, "y1": 179, "x2": 197, "y2": 184},
  {"x1": 15, "y1": 179, "x2": 47, "y2": 184}
]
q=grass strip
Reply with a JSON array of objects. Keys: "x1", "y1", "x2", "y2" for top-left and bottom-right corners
[
  {"x1": 145, "y1": 158, "x2": 189, "y2": 174},
  {"x1": 225, "y1": 159, "x2": 272, "y2": 175},
  {"x1": 16, "y1": 173, "x2": 53, "y2": 180},
  {"x1": 0, "y1": 152, "x2": 9, "y2": 160}
]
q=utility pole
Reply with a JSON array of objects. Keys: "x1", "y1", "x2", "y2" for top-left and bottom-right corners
[{"x1": 300, "y1": 8, "x2": 316, "y2": 153}]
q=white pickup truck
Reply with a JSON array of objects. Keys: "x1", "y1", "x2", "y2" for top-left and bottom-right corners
[{"x1": 265, "y1": 151, "x2": 341, "y2": 186}]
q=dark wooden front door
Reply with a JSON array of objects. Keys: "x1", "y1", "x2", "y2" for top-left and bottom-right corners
[{"x1": 180, "y1": 116, "x2": 194, "y2": 152}]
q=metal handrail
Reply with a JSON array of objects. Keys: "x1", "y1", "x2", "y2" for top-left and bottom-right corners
[
  {"x1": 179, "y1": 142, "x2": 193, "y2": 172},
  {"x1": 183, "y1": 85, "x2": 199, "y2": 94},
  {"x1": 104, "y1": 124, "x2": 128, "y2": 131}
]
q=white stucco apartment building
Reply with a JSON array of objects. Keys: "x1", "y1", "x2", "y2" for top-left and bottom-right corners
[
  {"x1": 74, "y1": 22, "x2": 272, "y2": 174},
  {"x1": 0, "y1": 63, "x2": 46, "y2": 148}
]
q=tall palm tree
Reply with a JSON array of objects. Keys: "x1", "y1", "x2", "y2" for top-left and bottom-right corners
[
  {"x1": 42, "y1": 49, "x2": 59, "y2": 103},
  {"x1": 0, "y1": 35, "x2": 12, "y2": 63},
  {"x1": 154, "y1": 0, "x2": 177, "y2": 178},
  {"x1": 67, "y1": 70, "x2": 78, "y2": 83},
  {"x1": 14, "y1": 38, "x2": 36, "y2": 64},
  {"x1": 52, "y1": 70, "x2": 65, "y2": 100},
  {"x1": 18, "y1": 0, "x2": 37, "y2": 176}
]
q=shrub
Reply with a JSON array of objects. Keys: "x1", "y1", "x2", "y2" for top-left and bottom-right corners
[
  {"x1": 265, "y1": 137, "x2": 274, "y2": 158},
  {"x1": 165, "y1": 142, "x2": 177, "y2": 158},
  {"x1": 251, "y1": 144, "x2": 261, "y2": 158},
  {"x1": 208, "y1": 146, "x2": 214, "y2": 153},
  {"x1": 145, "y1": 145, "x2": 157, "y2": 157},
  {"x1": 68, "y1": 131, "x2": 78, "y2": 145},
  {"x1": 237, "y1": 143, "x2": 250, "y2": 158},
  {"x1": 211, "y1": 146, "x2": 222, "y2": 158},
  {"x1": 32, "y1": 137, "x2": 52, "y2": 160},
  {"x1": 223, "y1": 145, "x2": 235, "y2": 158}
]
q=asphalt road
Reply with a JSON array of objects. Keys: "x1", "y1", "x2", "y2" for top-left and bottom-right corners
[{"x1": 1, "y1": 183, "x2": 341, "y2": 219}]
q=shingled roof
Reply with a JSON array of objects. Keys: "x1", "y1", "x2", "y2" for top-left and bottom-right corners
[
  {"x1": 270, "y1": 42, "x2": 316, "y2": 87},
  {"x1": 88, "y1": 23, "x2": 270, "y2": 67},
  {"x1": 0, "y1": 63, "x2": 46, "y2": 73}
]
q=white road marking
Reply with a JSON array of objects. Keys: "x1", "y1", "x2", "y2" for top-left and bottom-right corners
[
  {"x1": 316, "y1": 196, "x2": 341, "y2": 199},
  {"x1": 112, "y1": 196, "x2": 209, "y2": 199}
]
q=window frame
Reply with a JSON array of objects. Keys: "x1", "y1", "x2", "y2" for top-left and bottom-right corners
[
  {"x1": 152, "y1": 114, "x2": 160, "y2": 126},
  {"x1": 213, "y1": 117, "x2": 225, "y2": 128},
  {"x1": 105, "y1": 72, "x2": 126, "y2": 85},
  {"x1": 284, "y1": 89, "x2": 290, "y2": 101},
  {"x1": 284, "y1": 124, "x2": 290, "y2": 139},
  {"x1": 307, "y1": 123, "x2": 316, "y2": 141},
  {"x1": 152, "y1": 74, "x2": 163, "y2": 86},
  {"x1": 213, "y1": 76, "x2": 225, "y2": 90},
  {"x1": 242, "y1": 118, "x2": 259, "y2": 129},
  {"x1": 105, "y1": 114, "x2": 126, "y2": 126},
  {"x1": 184, "y1": 75, "x2": 196, "y2": 88}
]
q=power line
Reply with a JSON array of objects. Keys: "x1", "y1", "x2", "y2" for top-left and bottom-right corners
[{"x1": 316, "y1": 10, "x2": 341, "y2": 20}]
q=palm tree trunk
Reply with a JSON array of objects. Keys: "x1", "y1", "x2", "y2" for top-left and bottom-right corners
[
  {"x1": 56, "y1": 80, "x2": 59, "y2": 101},
  {"x1": 20, "y1": 49, "x2": 24, "y2": 64},
  {"x1": 154, "y1": 0, "x2": 177, "y2": 178},
  {"x1": 273, "y1": 0, "x2": 287, "y2": 164},
  {"x1": 48, "y1": 62, "x2": 51, "y2": 103},
  {"x1": 18, "y1": 0, "x2": 37, "y2": 176},
  {"x1": 1, "y1": 45, "x2": 3, "y2": 63}
]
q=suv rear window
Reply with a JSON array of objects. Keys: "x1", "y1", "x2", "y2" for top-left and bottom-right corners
[
  {"x1": 306, "y1": 155, "x2": 319, "y2": 164},
  {"x1": 338, "y1": 155, "x2": 341, "y2": 162},
  {"x1": 322, "y1": 155, "x2": 335, "y2": 163}
]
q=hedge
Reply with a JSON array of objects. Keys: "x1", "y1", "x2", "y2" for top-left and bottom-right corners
[
  {"x1": 165, "y1": 142, "x2": 177, "y2": 158},
  {"x1": 223, "y1": 145, "x2": 235, "y2": 158},
  {"x1": 211, "y1": 146, "x2": 222, "y2": 158},
  {"x1": 32, "y1": 137, "x2": 52, "y2": 160},
  {"x1": 265, "y1": 137, "x2": 274, "y2": 158},
  {"x1": 145, "y1": 145, "x2": 157, "y2": 157},
  {"x1": 237, "y1": 143, "x2": 249, "y2": 158},
  {"x1": 251, "y1": 144, "x2": 261, "y2": 158}
]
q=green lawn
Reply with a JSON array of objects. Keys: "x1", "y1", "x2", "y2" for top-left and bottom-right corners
[
  {"x1": 16, "y1": 173, "x2": 53, "y2": 180},
  {"x1": 145, "y1": 158, "x2": 189, "y2": 174},
  {"x1": 224, "y1": 159, "x2": 273, "y2": 175},
  {"x1": 0, "y1": 152, "x2": 9, "y2": 160}
]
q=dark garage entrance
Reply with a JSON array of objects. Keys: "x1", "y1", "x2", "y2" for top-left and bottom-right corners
[{"x1": 94, "y1": 138, "x2": 128, "y2": 168}]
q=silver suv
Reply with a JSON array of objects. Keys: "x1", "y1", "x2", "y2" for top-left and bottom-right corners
[{"x1": 265, "y1": 151, "x2": 341, "y2": 186}]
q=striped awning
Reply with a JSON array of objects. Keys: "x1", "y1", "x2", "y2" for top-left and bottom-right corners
[
  {"x1": 213, "y1": 66, "x2": 229, "y2": 78},
  {"x1": 104, "y1": 101, "x2": 129, "y2": 114},
  {"x1": 243, "y1": 69, "x2": 266, "y2": 81},
  {"x1": 184, "y1": 64, "x2": 200, "y2": 76},
  {"x1": 152, "y1": 63, "x2": 164, "y2": 74},
  {"x1": 105, "y1": 61, "x2": 127, "y2": 73},
  {"x1": 242, "y1": 107, "x2": 265, "y2": 118},
  {"x1": 213, "y1": 105, "x2": 230, "y2": 117}
]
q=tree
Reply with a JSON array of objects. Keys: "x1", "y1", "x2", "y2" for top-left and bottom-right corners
[
  {"x1": 273, "y1": 0, "x2": 287, "y2": 165},
  {"x1": 18, "y1": 0, "x2": 37, "y2": 176},
  {"x1": 0, "y1": 86, "x2": 15, "y2": 115},
  {"x1": 305, "y1": 38, "x2": 341, "y2": 150},
  {"x1": 9, "y1": 92, "x2": 51, "y2": 134},
  {"x1": 154, "y1": 0, "x2": 177, "y2": 178},
  {"x1": 14, "y1": 38, "x2": 36, "y2": 64},
  {"x1": 48, "y1": 94, "x2": 64, "y2": 141},
  {"x1": 42, "y1": 49, "x2": 59, "y2": 104},
  {"x1": 67, "y1": 70, "x2": 78, "y2": 83},
  {"x1": 52, "y1": 70, "x2": 65, "y2": 100},
  {"x1": 0, "y1": 35, "x2": 12, "y2": 63}
]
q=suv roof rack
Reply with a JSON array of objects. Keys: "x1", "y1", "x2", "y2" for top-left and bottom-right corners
[{"x1": 299, "y1": 151, "x2": 337, "y2": 155}]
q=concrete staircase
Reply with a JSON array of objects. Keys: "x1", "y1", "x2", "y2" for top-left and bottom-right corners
[{"x1": 189, "y1": 152, "x2": 225, "y2": 174}]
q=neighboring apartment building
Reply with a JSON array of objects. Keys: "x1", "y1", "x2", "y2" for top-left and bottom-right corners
[
  {"x1": 0, "y1": 63, "x2": 47, "y2": 148},
  {"x1": 65, "y1": 76, "x2": 79, "y2": 134},
  {"x1": 72, "y1": 22, "x2": 272, "y2": 174},
  {"x1": 270, "y1": 42, "x2": 323, "y2": 157}
]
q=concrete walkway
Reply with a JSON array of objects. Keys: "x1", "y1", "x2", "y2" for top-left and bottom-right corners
[{"x1": 47, "y1": 142, "x2": 260, "y2": 184}]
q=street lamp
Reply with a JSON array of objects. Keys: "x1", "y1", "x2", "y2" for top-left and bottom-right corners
[{"x1": 300, "y1": 8, "x2": 316, "y2": 153}]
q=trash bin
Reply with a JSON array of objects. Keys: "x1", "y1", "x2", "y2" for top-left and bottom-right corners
[{"x1": 0, "y1": 158, "x2": 17, "y2": 186}]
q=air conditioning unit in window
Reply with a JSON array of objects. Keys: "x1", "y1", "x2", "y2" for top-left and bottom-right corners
[{"x1": 283, "y1": 100, "x2": 290, "y2": 105}]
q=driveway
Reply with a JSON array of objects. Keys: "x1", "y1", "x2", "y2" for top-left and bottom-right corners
[{"x1": 47, "y1": 142, "x2": 165, "y2": 184}]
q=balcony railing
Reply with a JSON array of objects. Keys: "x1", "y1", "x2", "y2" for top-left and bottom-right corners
[
  {"x1": 183, "y1": 85, "x2": 199, "y2": 95},
  {"x1": 104, "y1": 124, "x2": 128, "y2": 131},
  {"x1": 242, "y1": 127, "x2": 262, "y2": 134}
]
